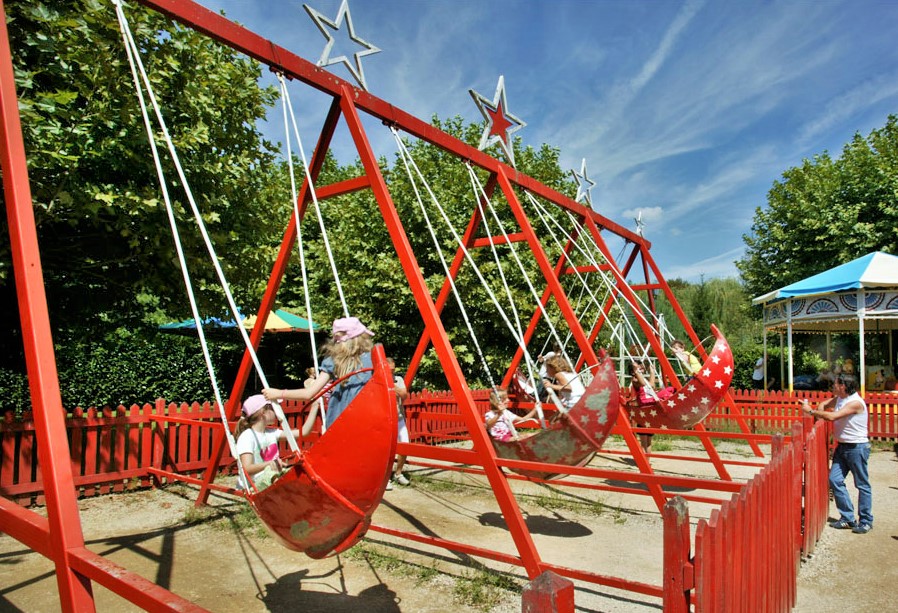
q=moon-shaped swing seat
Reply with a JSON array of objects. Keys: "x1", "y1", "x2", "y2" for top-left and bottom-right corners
[
  {"x1": 492, "y1": 355, "x2": 620, "y2": 480},
  {"x1": 625, "y1": 325, "x2": 734, "y2": 431},
  {"x1": 249, "y1": 344, "x2": 397, "y2": 558}
]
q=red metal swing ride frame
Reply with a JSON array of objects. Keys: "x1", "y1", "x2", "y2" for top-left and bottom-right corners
[{"x1": 0, "y1": 1, "x2": 762, "y2": 610}]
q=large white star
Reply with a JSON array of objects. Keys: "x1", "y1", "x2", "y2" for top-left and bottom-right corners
[
  {"x1": 304, "y1": 0, "x2": 381, "y2": 91},
  {"x1": 571, "y1": 158, "x2": 596, "y2": 205},
  {"x1": 469, "y1": 75, "x2": 526, "y2": 167}
]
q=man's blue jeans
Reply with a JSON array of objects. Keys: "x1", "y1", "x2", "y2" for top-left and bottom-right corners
[{"x1": 829, "y1": 442, "x2": 873, "y2": 526}]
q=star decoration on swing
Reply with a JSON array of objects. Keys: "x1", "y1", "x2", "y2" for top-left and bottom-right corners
[
  {"x1": 304, "y1": 0, "x2": 381, "y2": 91},
  {"x1": 624, "y1": 330, "x2": 734, "y2": 431},
  {"x1": 469, "y1": 75, "x2": 526, "y2": 167},
  {"x1": 571, "y1": 158, "x2": 596, "y2": 206}
]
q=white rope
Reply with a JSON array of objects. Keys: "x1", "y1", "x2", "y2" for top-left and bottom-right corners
[
  {"x1": 523, "y1": 191, "x2": 660, "y2": 366},
  {"x1": 277, "y1": 75, "x2": 320, "y2": 371},
  {"x1": 563, "y1": 205, "x2": 673, "y2": 344},
  {"x1": 393, "y1": 129, "x2": 581, "y2": 402},
  {"x1": 115, "y1": 2, "x2": 301, "y2": 465},
  {"x1": 463, "y1": 165, "x2": 544, "y2": 423},
  {"x1": 276, "y1": 75, "x2": 329, "y2": 431},
  {"x1": 390, "y1": 129, "x2": 496, "y2": 389},
  {"x1": 277, "y1": 78, "x2": 349, "y2": 318},
  {"x1": 520, "y1": 192, "x2": 631, "y2": 378}
]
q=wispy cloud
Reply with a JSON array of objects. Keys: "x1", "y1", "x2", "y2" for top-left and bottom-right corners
[
  {"x1": 798, "y1": 70, "x2": 898, "y2": 148},
  {"x1": 665, "y1": 247, "x2": 744, "y2": 281}
]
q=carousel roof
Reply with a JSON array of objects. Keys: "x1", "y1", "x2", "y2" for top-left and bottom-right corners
[{"x1": 753, "y1": 251, "x2": 898, "y2": 305}]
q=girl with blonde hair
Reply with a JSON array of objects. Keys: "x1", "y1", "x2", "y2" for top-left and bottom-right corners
[{"x1": 263, "y1": 316, "x2": 375, "y2": 429}]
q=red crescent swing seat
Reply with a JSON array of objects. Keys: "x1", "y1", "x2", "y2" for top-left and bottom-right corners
[
  {"x1": 491, "y1": 354, "x2": 620, "y2": 480},
  {"x1": 248, "y1": 344, "x2": 397, "y2": 558},
  {"x1": 624, "y1": 325, "x2": 734, "y2": 431}
]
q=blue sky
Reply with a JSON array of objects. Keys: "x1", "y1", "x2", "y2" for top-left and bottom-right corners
[{"x1": 193, "y1": 0, "x2": 898, "y2": 283}]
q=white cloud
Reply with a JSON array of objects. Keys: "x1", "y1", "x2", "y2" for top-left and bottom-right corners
[
  {"x1": 621, "y1": 205, "x2": 664, "y2": 227},
  {"x1": 798, "y1": 71, "x2": 898, "y2": 147},
  {"x1": 665, "y1": 247, "x2": 745, "y2": 282}
]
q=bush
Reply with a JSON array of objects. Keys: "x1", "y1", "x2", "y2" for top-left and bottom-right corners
[{"x1": 0, "y1": 332, "x2": 243, "y2": 414}]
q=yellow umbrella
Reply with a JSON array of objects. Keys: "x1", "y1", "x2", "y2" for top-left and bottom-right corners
[{"x1": 241, "y1": 309, "x2": 321, "y2": 333}]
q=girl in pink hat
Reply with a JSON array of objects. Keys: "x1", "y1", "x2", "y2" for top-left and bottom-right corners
[
  {"x1": 263, "y1": 316, "x2": 374, "y2": 429},
  {"x1": 234, "y1": 394, "x2": 320, "y2": 490}
]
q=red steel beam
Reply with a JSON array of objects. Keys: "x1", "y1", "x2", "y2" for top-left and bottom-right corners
[
  {"x1": 0, "y1": 2, "x2": 95, "y2": 609},
  {"x1": 339, "y1": 84, "x2": 547, "y2": 578},
  {"x1": 136, "y1": 0, "x2": 645, "y2": 245}
]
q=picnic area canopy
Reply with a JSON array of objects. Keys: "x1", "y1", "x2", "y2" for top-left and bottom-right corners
[
  {"x1": 160, "y1": 309, "x2": 322, "y2": 335},
  {"x1": 752, "y1": 251, "x2": 898, "y2": 392}
]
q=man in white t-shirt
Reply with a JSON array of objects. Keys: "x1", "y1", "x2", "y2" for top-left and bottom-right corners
[
  {"x1": 801, "y1": 374, "x2": 872, "y2": 534},
  {"x1": 751, "y1": 356, "x2": 765, "y2": 389}
]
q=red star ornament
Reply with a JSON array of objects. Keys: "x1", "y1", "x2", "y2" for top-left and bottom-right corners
[{"x1": 469, "y1": 75, "x2": 526, "y2": 167}]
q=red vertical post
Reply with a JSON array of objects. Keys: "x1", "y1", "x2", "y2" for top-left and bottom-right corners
[
  {"x1": 0, "y1": 0, "x2": 95, "y2": 608},
  {"x1": 82, "y1": 410, "x2": 98, "y2": 498},
  {"x1": 127, "y1": 404, "x2": 140, "y2": 475},
  {"x1": 521, "y1": 571, "x2": 575, "y2": 613},
  {"x1": 662, "y1": 496, "x2": 692, "y2": 613}
]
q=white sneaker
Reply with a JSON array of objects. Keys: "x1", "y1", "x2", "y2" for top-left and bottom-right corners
[
  {"x1": 394, "y1": 473, "x2": 410, "y2": 486},
  {"x1": 385, "y1": 480, "x2": 393, "y2": 491}
]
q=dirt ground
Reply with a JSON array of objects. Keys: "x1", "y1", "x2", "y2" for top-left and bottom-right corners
[{"x1": 1, "y1": 438, "x2": 896, "y2": 612}]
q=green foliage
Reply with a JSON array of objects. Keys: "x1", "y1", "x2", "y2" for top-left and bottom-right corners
[
  {"x1": 1, "y1": 0, "x2": 283, "y2": 343},
  {"x1": 738, "y1": 114, "x2": 898, "y2": 297},
  {"x1": 656, "y1": 277, "x2": 762, "y2": 345},
  {"x1": 689, "y1": 277, "x2": 713, "y2": 339},
  {"x1": 453, "y1": 566, "x2": 520, "y2": 611}
]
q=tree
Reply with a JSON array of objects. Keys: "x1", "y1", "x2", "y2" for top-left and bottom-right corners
[
  {"x1": 738, "y1": 115, "x2": 898, "y2": 297},
  {"x1": 1, "y1": 0, "x2": 283, "y2": 346},
  {"x1": 274, "y1": 116, "x2": 580, "y2": 389}
]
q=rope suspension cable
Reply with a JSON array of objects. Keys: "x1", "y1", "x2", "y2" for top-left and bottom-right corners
[
  {"x1": 564, "y1": 206, "x2": 715, "y2": 370},
  {"x1": 115, "y1": 2, "x2": 301, "y2": 471},
  {"x1": 538, "y1": 198, "x2": 702, "y2": 384},
  {"x1": 115, "y1": 2, "x2": 246, "y2": 470},
  {"x1": 278, "y1": 77, "x2": 350, "y2": 320},
  {"x1": 463, "y1": 164, "x2": 546, "y2": 423},
  {"x1": 564, "y1": 205, "x2": 674, "y2": 344},
  {"x1": 389, "y1": 128, "x2": 497, "y2": 391},
  {"x1": 523, "y1": 191, "x2": 666, "y2": 356},
  {"x1": 466, "y1": 164, "x2": 602, "y2": 408},
  {"x1": 522, "y1": 191, "x2": 642, "y2": 371},
  {"x1": 392, "y1": 129, "x2": 570, "y2": 424},
  {"x1": 523, "y1": 191, "x2": 681, "y2": 397},
  {"x1": 276, "y1": 75, "x2": 343, "y2": 430},
  {"x1": 277, "y1": 74, "x2": 320, "y2": 370}
]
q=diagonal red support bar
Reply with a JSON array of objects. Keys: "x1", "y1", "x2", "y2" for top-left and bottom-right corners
[
  {"x1": 338, "y1": 85, "x2": 547, "y2": 578},
  {"x1": 197, "y1": 97, "x2": 345, "y2": 506}
]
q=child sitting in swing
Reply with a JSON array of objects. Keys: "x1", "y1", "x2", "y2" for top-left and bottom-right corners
[
  {"x1": 627, "y1": 360, "x2": 675, "y2": 454},
  {"x1": 629, "y1": 360, "x2": 675, "y2": 404},
  {"x1": 484, "y1": 387, "x2": 538, "y2": 442},
  {"x1": 541, "y1": 354, "x2": 585, "y2": 410},
  {"x1": 234, "y1": 394, "x2": 321, "y2": 490}
]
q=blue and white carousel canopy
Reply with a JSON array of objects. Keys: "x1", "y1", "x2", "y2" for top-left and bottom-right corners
[{"x1": 752, "y1": 252, "x2": 898, "y2": 332}]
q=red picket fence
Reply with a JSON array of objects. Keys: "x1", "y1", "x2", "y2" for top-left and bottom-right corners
[
  {"x1": 662, "y1": 418, "x2": 830, "y2": 612},
  {"x1": 4, "y1": 387, "x2": 891, "y2": 506},
  {"x1": 0, "y1": 391, "x2": 835, "y2": 611},
  {"x1": 0, "y1": 398, "x2": 315, "y2": 506},
  {"x1": 710, "y1": 388, "x2": 898, "y2": 440}
]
